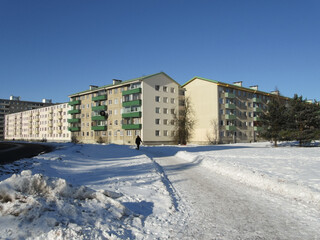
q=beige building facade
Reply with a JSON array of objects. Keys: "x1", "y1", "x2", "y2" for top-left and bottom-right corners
[
  {"x1": 0, "y1": 96, "x2": 53, "y2": 140},
  {"x1": 5, "y1": 103, "x2": 71, "y2": 142},
  {"x1": 68, "y1": 72, "x2": 183, "y2": 144},
  {"x1": 183, "y1": 77, "x2": 287, "y2": 144}
]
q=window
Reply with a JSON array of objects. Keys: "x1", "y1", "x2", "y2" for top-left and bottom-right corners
[
  {"x1": 155, "y1": 96, "x2": 160, "y2": 102},
  {"x1": 163, "y1": 119, "x2": 168, "y2": 125},
  {"x1": 127, "y1": 130, "x2": 132, "y2": 136},
  {"x1": 155, "y1": 85, "x2": 160, "y2": 91},
  {"x1": 114, "y1": 89, "x2": 118, "y2": 94},
  {"x1": 171, "y1": 109, "x2": 175, "y2": 114},
  {"x1": 171, "y1": 98, "x2": 175, "y2": 104},
  {"x1": 171, "y1": 87, "x2": 175, "y2": 93},
  {"x1": 114, "y1": 98, "x2": 118, "y2": 104},
  {"x1": 163, "y1": 86, "x2": 168, "y2": 92},
  {"x1": 163, "y1": 108, "x2": 168, "y2": 114},
  {"x1": 163, "y1": 97, "x2": 168, "y2": 103},
  {"x1": 155, "y1": 119, "x2": 160, "y2": 125},
  {"x1": 155, "y1": 107, "x2": 160, "y2": 113},
  {"x1": 163, "y1": 130, "x2": 168, "y2": 136},
  {"x1": 155, "y1": 130, "x2": 160, "y2": 136},
  {"x1": 108, "y1": 100, "x2": 112, "y2": 105}
]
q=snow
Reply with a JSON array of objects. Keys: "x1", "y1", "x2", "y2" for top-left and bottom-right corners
[{"x1": 0, "y1": 142, "x2": 319, "y2": 239}]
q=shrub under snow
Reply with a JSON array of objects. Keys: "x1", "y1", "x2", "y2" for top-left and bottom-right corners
[{"x1": 0, "y1": 170, "x2": 141, "y2": 240}]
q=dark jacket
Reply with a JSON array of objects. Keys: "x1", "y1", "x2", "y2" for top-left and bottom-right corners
[{"x1": 135, "y1": 136, "x2": 142, "y2": 144}]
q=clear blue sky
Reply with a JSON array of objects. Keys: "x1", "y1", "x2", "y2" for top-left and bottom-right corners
[{"x1": 1, "y1": 0, "x2": 319, "y2": 103}]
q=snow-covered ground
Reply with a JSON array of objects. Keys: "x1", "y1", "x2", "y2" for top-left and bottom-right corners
[{"x1": 0, "y1": 142, "x2": 319, "y2": 239}]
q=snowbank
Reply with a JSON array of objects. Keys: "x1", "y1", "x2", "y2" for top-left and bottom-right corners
[
  {"x1": 0, "y1": 170, "x2": 140, "y2": 239},
  {"x1": 176, "y1": 147, "x2": 320, "y2": 209}
]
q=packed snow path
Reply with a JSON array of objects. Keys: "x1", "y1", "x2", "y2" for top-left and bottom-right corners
[
  {"x1": 144, "y1": 148, "x2": 320, "y2": 240},
  {"x1": 1, "y1": 142, "x2": 320, "y2": 239}
]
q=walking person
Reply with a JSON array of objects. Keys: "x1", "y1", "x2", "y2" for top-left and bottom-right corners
[{"x1": 135, "y1": 135, "x2": 142, "y2": 150}]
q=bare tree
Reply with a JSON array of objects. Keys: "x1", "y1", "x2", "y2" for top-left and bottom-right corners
[
  {"x1": 206, "y1": 119, "x2": 219, "y2": 144},
  {"x1": 173, "y1": 96, "x2": 195, "y2": 145}
]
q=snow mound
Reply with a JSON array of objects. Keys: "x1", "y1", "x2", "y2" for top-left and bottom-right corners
[
  {"x1": 176, "y1": 151, "x2": 320, "y2": 209},
  {"x1": 0, "y1": 170, "x2": 140, "y2": 239}
]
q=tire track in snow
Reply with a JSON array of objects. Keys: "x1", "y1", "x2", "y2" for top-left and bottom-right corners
[{"x1": 142, "y1": 150, "x2": 180, "y2": 211}]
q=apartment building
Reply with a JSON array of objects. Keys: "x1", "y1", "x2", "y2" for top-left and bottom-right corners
[
  {"x1": 5, "y1": 103, "x2": 71, "y2": 142},
  {"x1": 0, "y1": 96, "x2": 53, "y2": 140},
  {"x1": 183, "y1": 77, "x2": 288, "y2": 144},
  {"x1": 68, "y1": 72, "x2": 183, "y2": 144}
]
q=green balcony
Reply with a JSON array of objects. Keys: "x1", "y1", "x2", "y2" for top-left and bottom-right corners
[
  {"x1": 92, "y1": 105, "x2": 107, "y2": 111},
  {"x1": 122, "y1": 124, "x2": 142, "y2": 130},
  {"x1": 68, "y1": 100, "x2": 81, "y2": 106},
  {"x1": 226, "y1": 125, "x2": 236, "y2": 131},
  {"x1": 122, "y1": 111, "x2": 142, "y2": 118},
  {"x1": 254, "y1": 116, "x2": 261, "y2": 121},
  {"x1": 122, "y1": 88, "x2": 142, "y2": 96},
  {"x1": 68, "y1": 109, "x2": 81, "y2": 114},
  {"x1": 253, "y1": 97, "x2": 261, "y2": 103},
  {"x1": 68, "y1": 127, "x2": 81, "y2": 132},
  {"x1": 92, "y1": 95, "x2": 107, "y2": 101},
  {"x1": 225, "y1": 114, "x2": 236, "y2": 120},
  {"x1": 225, "y1": 92, "x2": 235, "y2": 98},
  {"x1": 92, "y1": 126, "x2": 107, "y2": 131},
  {"x1": 253, "y1": 107, "x2": 262, "y2": 113},
  {"x1": 67, "y1": 118, "x2": 80, "y2": 123},
  {"x1": 254, "y1": 126, "x2": 264, "y2": 131},
  {"x1": 122, "y1": 100, "x2": 142, "y2": 107},
  {"x1": 92, "y1": 115, "x2": 108, "y2": 121},
  {"x1": 225, "y1": 103, "x2": 236, "y2": 109}
]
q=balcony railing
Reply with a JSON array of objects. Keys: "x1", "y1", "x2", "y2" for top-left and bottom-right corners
[
  {"x1": 122, "y1": 111, "x2": 142, "y2": 118},
  {"x1": 92, "y1": 105, "x2": 107, "y2": 111},
  {"x1": 122, "y1": 88, "x2": 142, "y2": 96},
  {"x1": 67, "y1": 118, "x2": 81, "y2": 123},
  {"x1": 226, "y1": 125, "x2": 236, "y2": 131},
  {"x1": 253, "y1": 116, "x2": 261, "y2": 121},
  {"x1": 68, "y1": 100, "x2": 81, "y2": 106},
  {"x1": 225, "y1": 103, "x2": 236, "y2": 109},
  {"x1": 253, "y1": 97, "x2": 261, "y2": 103},
  {"x1": 91, "y1": 126, "x2": 107, "y2": 131},
  {"x1": 122, "y1": 124, "x2": 142, "y2": 130},
  {"x1": 68, "y1": 127, "x2": 81, "y2": 132},
  {"x1": 92, "y1": 115, "x2": 107, "y2": 121},
  {"x1": 225, "y1": 114, "x2": 236, "y2": 120},
  {"x1": 225, "y1": 92, "x2": 235, "y2": 98},
  {"x1": 92, "y1": 95, "x2": 107, "y2": 101},
  {"x1": 122, "y1": 100, "x2": 142, "y2": 107},
  {"x1": 68, "y1": 109, "x2": 81, "y2": 114},
  {"x1": 253, "y1": 107, "x2": 262, "y2": 113},
  {"x1": 254, "y1": 126, "x2": 263, "y2": 131}
]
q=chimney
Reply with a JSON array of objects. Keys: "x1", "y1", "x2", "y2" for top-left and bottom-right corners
[
  {"x1": 89, "y1": 85, "x2": 98, "y2": 90},
  {"x1": 271, "y1": 90, "x2": 280, "y2": 96},
  {"x1": 250, "y1": 85, "x2": 258, "y2": 90},
  {"x1": 113, "y1": 79, "x2": 122, "y2": 85},
  {"x1": 42, "y1": 99, "x2": 52, "y2": 103},
  {"x1": 233, "y1": 81, "x2": 243, "y2": 87},
  {"x1": 10, "y1": 96, "x2": 21, "y2": 101}
]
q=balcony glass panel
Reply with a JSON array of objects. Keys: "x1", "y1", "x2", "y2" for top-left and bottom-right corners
[
  {"x1": 122, "y1": 100, "x2": 142, "y2": 107},
  {"x1": 122, "y1": 88, "x2": 142, "y2": 96},
  {"x1": 68, "y1": 100, "x2": 81, "y2": 106},
  {"x1": 122, "y1": 124, "x2": 142, "y2": 130},
  {"x1": 91, "y1": 126, "x2": 107, "y2": 131},
  {"x1": 92, "y1": 95, "x2": 107, "y2": 101},
  {"x1": 92, "y1": 105, "x2": 107, "y2": 111}
]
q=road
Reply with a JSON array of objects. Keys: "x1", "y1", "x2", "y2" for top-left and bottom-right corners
[
  {"x1": 147, "y1": 151, "x2": 320, "y2": 240},
  {"x1": 0, "y1": 142, "x2": 54, "y2": 164}
]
